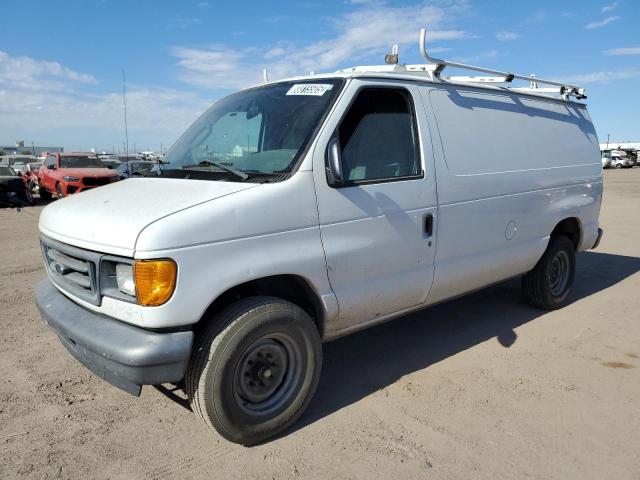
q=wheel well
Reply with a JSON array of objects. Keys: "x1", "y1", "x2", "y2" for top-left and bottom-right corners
[
  {"x1": 197, "y1": 275, "x2": 324, "y2": 336},
  {"x1": 552, "y1": 218, "x2": 581, "y2": 250}
]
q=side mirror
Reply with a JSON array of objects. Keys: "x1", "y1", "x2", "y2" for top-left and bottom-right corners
[
  {"x1": 326, "y1": 137, "x2": 344, "y2": 186},
  {"x1": 47, "y1": 164, "x2": 56, "y2": 170}
]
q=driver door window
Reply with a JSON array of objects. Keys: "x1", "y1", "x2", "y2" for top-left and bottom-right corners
[{"x1": 338, "y1": 88, "x2": 421, "y2": 184}]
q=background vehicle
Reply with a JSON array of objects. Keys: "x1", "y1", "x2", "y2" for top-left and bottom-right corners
[
  {"x1": 0, "y1": 165, "x2": 33, "y2": 206},
  {"x1": 35, "y1": 29, "x2": 603, "y2": 445},
  {"x1": 117, "y1": 160, "x2": 154, "y2": 178},
  {"x1": 601, "y1": 150, "x2": 612, "y2": 168},
  {"x1": 18, "y1": 161, "x2": 43, "y2": 194},
  {"x1": 118, "y1": 154, "x2": 141, "y2": 162},
  {"x1": 611, "y1": 150, "x2": 633, "y2": 168},
  {"x1": 97, "y1": 154, "x2": 122, "y2": 170},
  {"x1": 0, "y1": 154, "x2": 38, "y2": 168},
  {"x1": 38, "y1": 152, "x2": 119, "y2": 199}
]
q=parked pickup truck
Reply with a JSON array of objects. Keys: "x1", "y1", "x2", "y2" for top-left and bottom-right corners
[
  {"x1": 35, "y1": 31, "x2": 603, "y2": 445},
  {"x1": 38, "y1": 152, "x2": 119, "y2": 199}
]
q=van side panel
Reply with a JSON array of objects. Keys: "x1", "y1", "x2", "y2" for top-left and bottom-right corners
[{"x1": 422, "y1": 85, "x2": 602, "y2": 305}]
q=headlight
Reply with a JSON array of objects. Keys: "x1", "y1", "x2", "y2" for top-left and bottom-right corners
[
  {"x1": 134, "y1": 259, "x2": 177, "y2": 306},
  {"x1": 63, "y1": 176, "x2": 80, "y2": 182},
  {"x1": 116, "y1": 263, "x2": 136, "y2": 296}
]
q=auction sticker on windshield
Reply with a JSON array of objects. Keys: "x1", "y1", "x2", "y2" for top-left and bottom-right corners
[{"x1": 286, "y1": 84, "x2": 334, "y2": 96}]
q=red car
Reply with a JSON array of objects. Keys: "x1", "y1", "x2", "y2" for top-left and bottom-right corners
[{"x1": 38, "y1": 152, "x2": 119, "y2": 199}]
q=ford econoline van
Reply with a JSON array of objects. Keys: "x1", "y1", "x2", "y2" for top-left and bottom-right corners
[{"x1": 35, "y1": 30, "x2": 603, "y2": 444}]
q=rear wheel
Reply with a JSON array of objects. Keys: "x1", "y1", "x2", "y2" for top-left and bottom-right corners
[
  {"x1": 522, "y1": 235, "x2": 575, "y2": 310},
  {"x1": 186, "y1": 296, "x2": 322, "y2": 445}
]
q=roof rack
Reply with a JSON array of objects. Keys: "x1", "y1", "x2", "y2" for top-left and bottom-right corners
[
  {"x1": 336, "y1": 28, "x2": 586, "y2": 102},
  {"x1": 418, "y1": 28, "x2": 586, "y2": 101}
]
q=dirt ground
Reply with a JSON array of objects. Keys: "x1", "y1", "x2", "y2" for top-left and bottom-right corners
[{"x1": 1, "y1": 169, "x2": 639, "y2": 479}]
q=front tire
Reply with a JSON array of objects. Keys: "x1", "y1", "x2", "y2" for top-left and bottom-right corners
[
  {"x1": 39, "y1": 187, "x2": 52, "y2": 201},
  {"x1": 55, "y1": 182, "x2": 65, "y2": 198},
  {"x1": 186, "y1": 297, "x2": 322, "y2": 445},
  {"x1": 522, "y1": 235, "x2": 575, "y2": 310}
]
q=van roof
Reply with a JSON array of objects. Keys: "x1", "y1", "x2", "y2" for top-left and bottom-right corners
[
  {"x1": 268, "y1": 69, "x2": 588, "y2": 106},
  {"x1": 264, "y1": 27, "x2": 588, "y2": 105}
]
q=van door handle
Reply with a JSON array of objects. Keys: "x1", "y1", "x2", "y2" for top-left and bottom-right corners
[{"x1": 424, "y1": 213, "x2": 434, "y2": 237}]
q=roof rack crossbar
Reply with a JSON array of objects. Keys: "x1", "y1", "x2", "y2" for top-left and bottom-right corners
[{"x1": 419, "y1": 28, "x2": 586, "y2": 100}]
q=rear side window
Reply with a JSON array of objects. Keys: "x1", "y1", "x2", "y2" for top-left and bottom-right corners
[{"x1": 338, "y1": 88, "x2": 421, "y2": 183}]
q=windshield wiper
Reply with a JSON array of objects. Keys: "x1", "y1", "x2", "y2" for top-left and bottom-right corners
[{"x1": 181, "y1": 160, "x2": 249, "y2": 180}]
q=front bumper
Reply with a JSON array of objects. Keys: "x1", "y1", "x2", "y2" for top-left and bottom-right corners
[{"x1": 35, "y1": 278, "x2": 193, "y2": 396}]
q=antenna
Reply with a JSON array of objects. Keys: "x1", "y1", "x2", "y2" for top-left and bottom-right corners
[
  {"x1": 262, "y1": 68, "x2": 269, "y2": 84},
  {"x1": 121, "y1": 68, "x2": 129, "y2": 157},
  {"x1": 419, "y1": 27, "x2": 586, "y2": 100}
]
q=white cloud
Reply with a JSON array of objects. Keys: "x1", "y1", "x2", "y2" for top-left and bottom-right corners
[
  {"x1": 561, "y1": 69, "x2": 640, "y2": 84},
  {"x1": 0, "y1": 51, "x2": 209, "y2": 149},
  {"x1": 429, "y1": 46, "x2": 453, "y2": 53},
  {"x1": 197, "y1": 1, "x2": 209, "y2": 7},
  {"x1": 496, "y1": 31, "x2": 520, "y2": 41},
  {"x1": 604, "y1": 46, "x2": 640, "y2": 56},
  {"x1": 585, "y1": 16, "x2": 620, "y2": 29},
  {"x1": 0, "y1": 50, "x2": 96, "y2": 92},
  {"x1": 601, "y1": 1, "x2": 619, "y2": 12},
  {"x1": 264, "y1": 47, "x2": 287, "y2": 59},
  {"x1": 171, "y1": 1, "x2": 468, "y2": 90},
  {"x1": 171, "y1": 46, "x2": 261, "y2": 89}
]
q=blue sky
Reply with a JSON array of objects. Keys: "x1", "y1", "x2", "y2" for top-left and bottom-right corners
[{"x1": 1, "y1": 0, "x2": 638, "y2": 152}]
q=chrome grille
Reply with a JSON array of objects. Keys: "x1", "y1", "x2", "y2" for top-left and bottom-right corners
[{"x1": 41, "y1": 236, "x2": 101, "y2": 305}]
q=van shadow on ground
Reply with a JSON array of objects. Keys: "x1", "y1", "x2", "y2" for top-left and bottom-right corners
[{"x1": 285, "y1": 250, "x2": 640, "y2": 437}]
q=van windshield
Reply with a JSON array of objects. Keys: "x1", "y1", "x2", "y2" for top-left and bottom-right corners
[{"x1": 161, "y1": 79, "x2": 343, "y2": 182}]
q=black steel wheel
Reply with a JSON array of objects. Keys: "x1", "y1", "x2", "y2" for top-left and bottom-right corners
[
  {"x1": 522, "y1": 234, "x2": 575, "y2": 310},
  {"x1": 186, "y1": 296, "x2": 322, "y2": 445}
]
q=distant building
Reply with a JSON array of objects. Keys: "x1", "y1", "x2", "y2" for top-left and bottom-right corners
[
  {"x1": 599, "y1": 142, "x2": 640, "y2": 151},
  {"x1": 0, "y1": 145, "x2": 64, "y2": 156}
]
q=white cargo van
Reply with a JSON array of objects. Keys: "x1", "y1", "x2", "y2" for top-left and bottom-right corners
[{"x1": 36, "y1": 29, "x2": 603, "y2": 444}]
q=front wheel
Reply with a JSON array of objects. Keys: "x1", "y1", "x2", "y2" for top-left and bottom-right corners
[
  {"x1": 39, "y1": 187, "x2": 52, "y2": 201},
  {"x1": 522, "y1": 235, "x2": 576, "y2": 310},
  {"x1": 55, "y1": 182, "x2": 65, "y2": 198},
  {"x1": 186, "y1": 297, "x2": 322, "y2": 445}
]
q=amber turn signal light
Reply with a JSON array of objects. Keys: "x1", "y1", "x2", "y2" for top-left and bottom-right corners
[{"x1": 134, "y1": 259, "x2": 177, "y2": 306}]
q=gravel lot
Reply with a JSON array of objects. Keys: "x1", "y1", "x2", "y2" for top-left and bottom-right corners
[{"x1": 1, "y1": 169, "x2": 638, "y2": 479}]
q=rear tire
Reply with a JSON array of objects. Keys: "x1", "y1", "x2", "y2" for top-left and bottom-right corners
[
  {"x1": 186, "y1": 296, "x2": 322, "y2": 445},
  {"x1": 522, "y1": 235, "x2": 575, "y2": 310}
]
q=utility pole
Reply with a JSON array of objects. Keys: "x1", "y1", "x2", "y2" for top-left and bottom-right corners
[
  {"x1": 121, "y1": 68, "x2": 129, "y2": 157},
  {"x1": 606, "y1": 133, "x2": 610, "y2": 149}
]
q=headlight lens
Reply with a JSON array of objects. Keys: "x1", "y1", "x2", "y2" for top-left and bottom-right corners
[
  {"x1": 134, "y1": 259, "x2": 177, "y2": 306},
  {"x1": 63, "y1": 176, "x2": 80, "y2": 182},
  {"x1": 116, "y1": 263, "x2": 135, "y2": 296}
]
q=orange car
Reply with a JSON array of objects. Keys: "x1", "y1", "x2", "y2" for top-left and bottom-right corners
[{"x1": 38, "y1": 152, "x2": 119, "y2": 199}]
